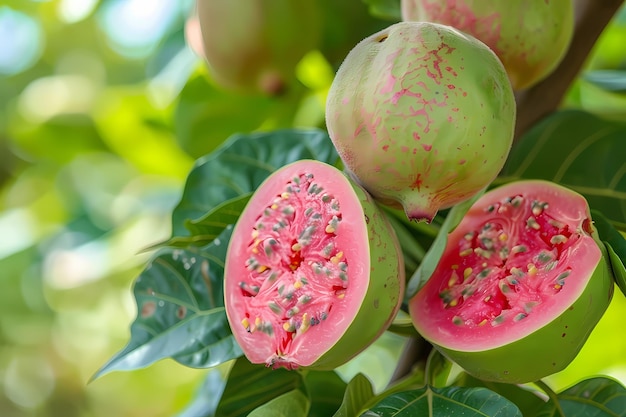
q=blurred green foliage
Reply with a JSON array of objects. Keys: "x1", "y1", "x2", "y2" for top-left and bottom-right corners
[{"x1": 1, "y1": 1, "x2": 625, "y2": 416}]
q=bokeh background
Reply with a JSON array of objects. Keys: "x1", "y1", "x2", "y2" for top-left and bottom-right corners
[{"x1": 1, "y1": 1, "x2": 626, "y2": 416}]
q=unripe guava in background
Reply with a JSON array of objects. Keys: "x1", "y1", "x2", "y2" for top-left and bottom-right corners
[
  {"x1": 401, "y1": 0, "x2": 574, "y2": 90},
  {"x1": 326, "y1": 22, "x2": 515, "y2": 223},
  {"x1": 196, "y1": 0, "x2": 320, "y2": 95},
  {"x1": 409, "y1": 180, "x2": 614, "y2": 383}
]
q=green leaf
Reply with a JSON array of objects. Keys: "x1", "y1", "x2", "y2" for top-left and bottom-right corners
[
  {"x1": 536, "y1": 377, "x2": 626, "y2": 417},
  {"x1": 425, "y1": 349, "x2": 453, "y2": 388},
  {"x1": 174, "y1": 368, "x2": 227, "y2": 417},
  {"x1": 591, "y1": 209, "x2": 626, "y2": 296},
  {"x1": 606, "y1": 243, "x2": 626, "y2": 297},
  {"x1": 185, "y1": 193, "x2": 252, "y2": 238},
  {"x1": 501, "y1": 110, "x2": 626, "y2": 230},
  {"x1": 93, "y1": 228, "x2": 241, "y2": 380},
  {"x1": 216, "y1": 358, "x2": 304, "y2": 417},
  {"x1": 149, "y1": 195, "x2": 253, "y2": 250},
  {"x1": 584, "y1": 70, "x2": 626, "y2": 93},
  {"x1": 304, "y1": 371, "x2": 347, "y2": 417},
  {"x1": 363, "y1": 386, "x2": 522, "y2": 417},
  {"x1": 387, "y1": 313, "x2": 418, "y2": 337},
  {"x1": 406, "y1": 192, "x2": 484, "y2": 298},
  {"x1": 171, "y1": 129, "x2": 338, "y2": 236},
  {"x1": 455, "y1": 373, "x2": 546, "y2": 417},
  {"x1": 362, "y1": 0, "x2": 401, "y2": 20},
  {"x1": 334, "y1": 373, "x2": 375, "y2": 417},
  {"x1": 247, "y1": 390, "x2": 310, "y2": 417}
]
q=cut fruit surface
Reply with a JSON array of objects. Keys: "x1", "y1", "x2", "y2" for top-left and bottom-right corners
[{"x1": 225, "y1": 160, "x2": 404, "y2": 370}]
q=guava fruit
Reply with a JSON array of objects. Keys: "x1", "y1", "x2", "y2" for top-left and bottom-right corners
[
  {"x1": 409, "y1": 180, "x2": 614, "y2": 383},
  {"x1": 224, "y1": 160, "x2": 405, "y2": 370},
  {"x1": 325, "y1": 22, "x2": 515, "y2": 223},
  {"x1": 401, "y1": 0, "x2": 574, "y2": 90},
  {"x1": 196, "y1": 0, "x2": 320, "y2": 95}
]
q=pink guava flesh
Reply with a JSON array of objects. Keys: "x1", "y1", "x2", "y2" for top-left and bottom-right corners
[
  {"x1": 225, "y1": 163, "x2": 371, "y2": 369},
  {"x1": 410, "y1": 181, "x2": 603, "y2": 352}
]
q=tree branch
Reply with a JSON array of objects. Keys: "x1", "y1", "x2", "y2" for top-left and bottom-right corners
[{"x1": 514, "y1": 0, "x2": 624, "y2": 141}]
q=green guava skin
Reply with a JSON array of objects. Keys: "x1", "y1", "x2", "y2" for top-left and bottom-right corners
[
  {"x1": 409, "y1": 181, "x2": 614, "y2": 383},
  {"x1": 312, "y1": 171, "x2": 406, "y2": 370},
  {"x1": 325, "y1": 22, "x2": 515, "y2": 223},
  {"x1": 401, "y1": 0, "x2": 574, "y2": 90},
  {"x1": 196, "y1": 0, "x2": 320, "y2": 95},
  {"x1": 224, "y1": 160, "x2": 405, "y2": 370}
]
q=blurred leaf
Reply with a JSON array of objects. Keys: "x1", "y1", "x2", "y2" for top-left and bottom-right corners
[
  {"x1": 318, "y1": 0, "x2": 390, "y2": 69},
  {"x1": 171, "y1": 129, "x2": 338, "y2": 236},
  {"x1": 10, "y1": 113, "x2": 107, "y2": 164},
  {"x1": 95, "y1": 88, "x2": 193, "y2": 177},
  {"x1": 334, "y1": 373, "x2": 375, "y2": 417},
  {"x1": 174, "y1": 73, "x2": 275, "y2": 158},
  {"x1": 304, "y1": 371, "x2": 347, "y2": 417},
  {"x1": 536, "y1": 377, "x2": 626, "y2": 417},
  {"x1": 455, "y1": 373, "x2": 546, "y2": 417},
  {"x1": 216, "y1": 358, "x2": 304, "y2": 417},
  {"x1": 247, "y1": 390, "x2": 309, "y2": 417},
  {"x1": 584, "y1": 70, "x2": 626, "y2": 93},
  {"x1": 362, "y1": 386, "x2": 522, "y2": 417},
  {"x1": 406, "y1": 191, "x2": 484, "y2": 298},
  {"x1": 174, "y1": 369, "x2": 227, "y2": 417},
  {"x1": 592, "y1": 209, "x2": 626, "y2": 296},
  {"x1": 93, "y1": 227, "x2": 241, "y2": 380},
  {"x1": 362, "y1": 0, "x2": 402, "y2": 21},
  {"x1": 501, "y1": 110, "x2": 626, "y2": 230}
]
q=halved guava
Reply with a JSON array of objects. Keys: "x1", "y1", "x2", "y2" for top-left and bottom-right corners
[
  {"x1": 225, "y1": 160, "x2": 405, "y2": 370},
  {"x1": 409, "y1": 180, "x2": 614, "y2": 383}
]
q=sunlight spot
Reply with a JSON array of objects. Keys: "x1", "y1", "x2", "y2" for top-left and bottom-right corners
[
  {"x1": 57, "y1": 0, "x2": 99, "y2": 23},
  {"x1": 0, "y1": 7, "x2": 43, "y2": 75},
  {"x1": 18, "y1": 75, "x2": 98, "y2": 123},
  {"x1": 97, "y1": 0, "x2": 178, "y2": 59}
]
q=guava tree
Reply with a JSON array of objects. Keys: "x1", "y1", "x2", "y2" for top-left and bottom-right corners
[{"x1": 92, "y1": 0, "x2": 626, "y2": 416}]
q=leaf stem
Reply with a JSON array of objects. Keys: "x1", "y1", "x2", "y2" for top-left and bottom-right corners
[{"x1": 534, "y1": 379, "x2": 565, "y2": 417}]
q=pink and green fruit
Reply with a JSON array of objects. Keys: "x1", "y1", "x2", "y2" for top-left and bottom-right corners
[
  {"x1": 196, "y1": 0, "x2": 320, "y2": 95},
  {"x1": 401, "y1": 0, "x2": 574, "y2": 90},
  {"x1": 326, "y1": 21, "x2": 516, "y2": 223},
  {"x1": 224, "y1": 160, "x2": 405, "y2": 370},
  {"x1": 409, "y1": 180, "x2": 614, "y2": 383}
]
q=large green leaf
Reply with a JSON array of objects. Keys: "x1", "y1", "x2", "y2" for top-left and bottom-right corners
[
  {"x1": 334, "y1": 373, "x2": 376, "y2": 417},
  {"x1": 158, "y1": 194, "x2": 253, "y2": 249},
  {"x1": 501, "y1": 110, "x2": 626, "y2": 230},
  {"x1": 362, "y1": 386, "x2": 522, "y2": 416},
  {"x1": 216, "y1": 358, "x2": 304, "y2": 417},
  {"x1": 247, "y1": 390, "x2": 310, "y2": 417},
  {"x1": 93, "y1": 228, "x2": 241, "y2": 380},
  {"x1": 304, "y1": 371, "x2": 347, "y2": 417},
  {"x1": 455, "y1": 374, "x2": 546, "y2": 417},
  {"x1": 171, "y1": 129, "x2": 339, "y2": 236},
  {"x1": 536, "y1": 377, "x2": 626, "y2": 417}
]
